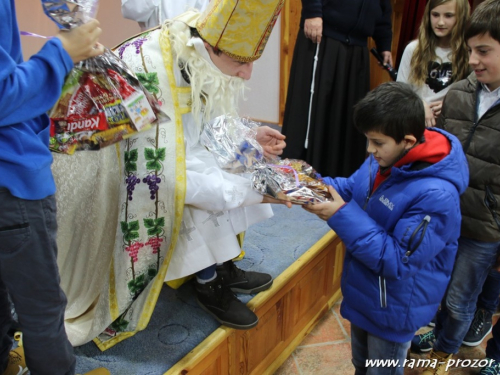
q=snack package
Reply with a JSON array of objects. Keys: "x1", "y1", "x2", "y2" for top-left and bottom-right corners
[
  {"x1": 44, "y1": 0, "x2": 168, "y2": 154},
  {"x1": 252, "y1": 159, "x2": 332, "y2": 204},
  {"x1": 200, "y1": 115, "x2": 264, "y2": 173}
]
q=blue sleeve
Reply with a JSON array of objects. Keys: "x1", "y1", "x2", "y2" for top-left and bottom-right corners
[
  {"x1": 327, "y1": 186, "x2": 460, "y2": 280},
  {"x1": 0, "y1": 38, "x2": 73, "y2": 127},
  {"x1": 322, "y1": 161, "x2": 367, "y2": 202}
]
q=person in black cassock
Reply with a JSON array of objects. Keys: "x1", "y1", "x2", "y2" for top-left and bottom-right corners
[{"x1": 281, "y1": 0, "x2": 393, "y2": 178}]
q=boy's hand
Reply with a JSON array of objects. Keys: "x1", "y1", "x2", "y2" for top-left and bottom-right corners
[
  {"x1": 255, "y1": 126, "x2": 286, "y2": 159},
  {"x1": 56, "y1": 19, "x2": 104, "y2": 63},
  {"x1": 302, "y1": 185, "x2": 345, "y2": 221},
  {"x1": 423, "y1": 100, "x2": 436, "y2": 127},
  {"x1": 429, "y1": 101, "x2": 443, "y2": 118}
]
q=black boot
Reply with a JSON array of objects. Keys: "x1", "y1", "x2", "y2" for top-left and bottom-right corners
[
  {"x1": 195, "y1": 276, "x2": 259, "y2": 330},
  {"x1": 216, "y1": 261, "x2": 273, "y2": 294}
]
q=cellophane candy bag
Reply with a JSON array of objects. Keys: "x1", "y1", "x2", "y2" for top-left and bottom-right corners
[
  {"x1": 200, "y1": 115, "x2": 264, "y2": 174},
  {"x1": 201, "y1": 115, "x2": 331, "y2": 204},
  {"x1": 44, "y1": 0, "x2": 168, "y2": 154},
  {"x1": 252, "y1": 159, "x2": 332, "y2": 204}
]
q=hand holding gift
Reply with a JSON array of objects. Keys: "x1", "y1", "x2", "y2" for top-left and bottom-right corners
[
  {"x1": 302, "y1": 185, "x2": 345, "y2": 220},
  {"x1": 56, "y1": 18, "x2": 105, "y2": 62},
  {"x1": 255, "y1": 126, "x2": 286, "y2": 159}
]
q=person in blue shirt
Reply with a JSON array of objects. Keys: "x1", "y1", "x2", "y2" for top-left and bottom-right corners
[
  {"x1": 0, "y1": 1, "x2": 109, "y2": 374},
  {"x1": 303, "y1": 81, "x2": 468, "y2": 375}
]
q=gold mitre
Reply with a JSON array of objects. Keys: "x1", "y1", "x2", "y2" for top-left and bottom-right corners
[{"x1": 176, "y1": 0, "x2": 284, "y2": 63}]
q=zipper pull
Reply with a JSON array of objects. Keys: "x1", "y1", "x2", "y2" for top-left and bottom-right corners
[{"x1": 402, "y1": 215, "x2": 432, "y2": 263}]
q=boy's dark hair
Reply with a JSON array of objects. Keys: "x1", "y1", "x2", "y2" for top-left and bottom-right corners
[
  {"x1": 353, "y1": 81, "x2": 425, "y2": 143},
  {"x1": 465, "y1": 0, "x2": 500, "y2": 43}
]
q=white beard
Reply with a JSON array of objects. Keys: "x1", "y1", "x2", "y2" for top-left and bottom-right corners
[{"x1": 167, "y1": 19, "x2": 248, "y2": 130}]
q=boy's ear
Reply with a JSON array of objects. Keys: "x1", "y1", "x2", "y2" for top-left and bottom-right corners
[{"x1": 403, "y1": 135, "x2": 418, "y2": 150}]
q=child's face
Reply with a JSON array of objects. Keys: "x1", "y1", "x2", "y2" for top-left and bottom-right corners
[
  {"x1": 365, "y1": 131, "x2": 415, "y2": 168},
  {"x1": 430, "y1": 0, "x2": 457, "y2": 45},
  {"x1": 468, "y1": 32, "x2": 500, "y2": 91}
]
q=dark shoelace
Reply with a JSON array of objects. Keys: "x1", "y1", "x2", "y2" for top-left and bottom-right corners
[
  {"x1": 470, "y1": 309, "x2": 486, "y2": 334},
  {"x1": 212, "y1": 282, "x2": 238, "y2": 310}
]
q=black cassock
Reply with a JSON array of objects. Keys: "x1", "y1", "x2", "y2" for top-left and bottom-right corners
[{"x1": 281, "y1": 30, "x2": 370, "y2": 178}]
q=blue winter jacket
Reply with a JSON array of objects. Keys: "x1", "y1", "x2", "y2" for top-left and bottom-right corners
[
  {"x1": 323, "y1": 128, "x2": 469, "y2": 343},
  {"x1": 1, "y1": 0, "x2": 73, "y2": 199}
]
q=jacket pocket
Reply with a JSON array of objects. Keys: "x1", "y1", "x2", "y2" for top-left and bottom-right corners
[
  {"x1": 484, "y1": 185, "x2": 500, "y2": 231},
  {"x1": 0, "y1": 194, "x2": 31, "y2": 254}
]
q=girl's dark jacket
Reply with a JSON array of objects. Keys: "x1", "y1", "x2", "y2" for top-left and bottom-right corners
[
  {"x1": 300, "y1": 0, "x2": 393, "y2": 52},
  {"x1": 322, "y1": 128, "x2": 469, "y2": 343}
]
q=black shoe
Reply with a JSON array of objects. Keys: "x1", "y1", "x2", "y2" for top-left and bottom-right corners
[
  {"x1": 411, "y1": 330, "x2": 436, "y2": 353},
  {"x1": 195, "y1": 276, "x2": 259, "y2": 330},
  {"x1": 462, "y1": 308, "x2": 493, "y2": 346},
  {"x1": 216, "y1": 261, "x2": 273, "y2": 294}
]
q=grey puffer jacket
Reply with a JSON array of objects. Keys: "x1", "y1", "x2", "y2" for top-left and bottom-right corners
[{"x1": 438, "y1": 73, "x2": 500, "y2": 242}]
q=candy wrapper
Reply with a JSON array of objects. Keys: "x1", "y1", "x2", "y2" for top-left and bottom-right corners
[
  {"x1": 42, "y1": 0, "x2": 98, "y2": 29},
  {"x1": 252, "y1": 159, "x2": 332, "y2": 204},
  {"x1": 200, "y1": 115, "x2": 264, "y2": 174},
  {"x1": 44, "y1": 0, "x2": 169, "y2": 154}
]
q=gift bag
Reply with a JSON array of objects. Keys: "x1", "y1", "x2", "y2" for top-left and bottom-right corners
[
  {"x1": 201, "y1": 115, "x2": 331, "y2": 204},
  {"x1": 43, "y1": 0, "x2": 168, "y2": 154},
  {"x1": 252, "y1": 159, "x2": 332, "y2": 204},
  {"x1": 200, "y1": 115, "x2": 264, "y2": 173}
]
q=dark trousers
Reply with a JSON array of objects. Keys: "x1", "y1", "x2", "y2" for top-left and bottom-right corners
[
  {"x1": 0, "y1": 189, "x2": 75, "y2": 375},
  {"x1": 478, "y1": 269, "x2": 500, "y2": 313}
]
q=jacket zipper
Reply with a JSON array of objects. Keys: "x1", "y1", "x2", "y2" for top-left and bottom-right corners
[
  {"x1": 402, "y1": 215, "x2": 431, "y2": 263},
  {"x1": 379, "y1": 215, "x2": 431, "y2": 308},
  {"x1": 462, "y1": 93, "x2": 479, "y2": 153},
  {"x1": 485, "y1": 185, "x2": 500, "y2": 231}
]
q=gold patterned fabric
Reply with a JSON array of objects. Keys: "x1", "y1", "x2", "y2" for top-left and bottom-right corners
[{"x1": 176, "y1": 0, "x2": 284, "y2": 62}]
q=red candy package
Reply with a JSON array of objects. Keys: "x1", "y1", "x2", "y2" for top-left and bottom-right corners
[{"x1": 49, "y1": 48, "x2": 167, "y2": 154}]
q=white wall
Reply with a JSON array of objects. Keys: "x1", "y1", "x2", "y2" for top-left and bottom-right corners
[
  {"x1": 15, "y1": 0, "x2": 280, "y2": 124},
  {"x1": 238, "y1": 16, "x2": 281, "y2": 124}
]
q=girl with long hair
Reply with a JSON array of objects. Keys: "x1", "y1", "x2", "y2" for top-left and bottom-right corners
[{"x1": 397, "y1": 0, "x2": 470, "y2": 127}]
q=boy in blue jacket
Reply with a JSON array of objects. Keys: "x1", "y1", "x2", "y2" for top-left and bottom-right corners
[
  {"x1": 304, "y1": 81, "x2": 469, "y2": 375},
  {"x1": 0, "y1": 1, "x2": 108, "y2": 374}
]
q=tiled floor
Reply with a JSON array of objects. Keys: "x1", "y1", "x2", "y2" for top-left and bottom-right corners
[{"x1": 275, "y1": 299, "x2": 498, "y2": 375}]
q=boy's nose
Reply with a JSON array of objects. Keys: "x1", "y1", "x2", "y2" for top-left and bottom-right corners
[{"x1": 469, "y1": 53, "x2": 478, "y2": 66}]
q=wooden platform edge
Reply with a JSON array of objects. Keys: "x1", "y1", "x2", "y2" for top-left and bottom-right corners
[{"x1": 164, "y1": 230, "x2": 344, "y2": 375}]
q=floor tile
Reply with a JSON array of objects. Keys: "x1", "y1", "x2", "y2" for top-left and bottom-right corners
[
  {"x1": 275, "y1": 301, "x2": 500, "y2": 375},
  {"x1": 274, "y1": 355, "x2": 300, "y2": 375},
  {"x1": 293, "y1": 342, "x2": 354, "y2": 375},
  {"x1": 299, "y1": 310, "x2": 348, "y2": 346}
]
